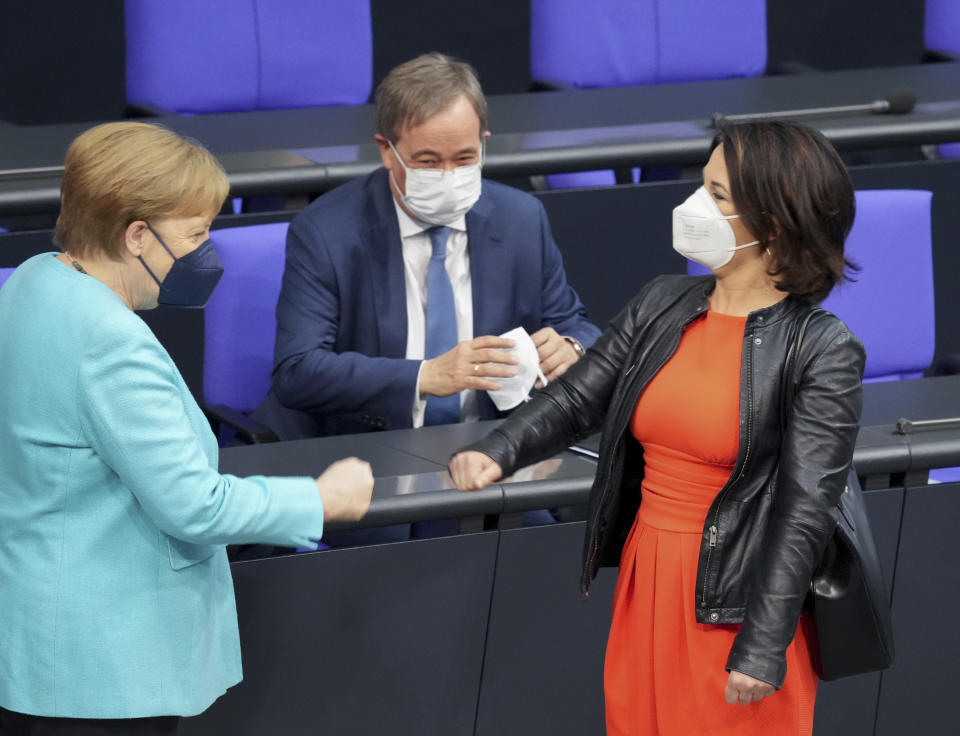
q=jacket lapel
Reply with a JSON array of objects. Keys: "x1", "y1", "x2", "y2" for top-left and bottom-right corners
[
  {"x1": 366, "y1": 169, "x2": 408, "y2": 359},
  {"x1": 466, "y1": 185, "x2": 505, "y2": 339}
]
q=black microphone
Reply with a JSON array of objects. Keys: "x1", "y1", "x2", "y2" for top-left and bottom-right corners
[
  {"x1": 872, "y1": 87, "x2": 917, "y2": 114},
  {"x1": 710, "y1": 87, "x2": 917, "y2": 127}
]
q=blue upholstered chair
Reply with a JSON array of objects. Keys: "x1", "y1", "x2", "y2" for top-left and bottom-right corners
[
  {"x1": 531, "y1": 0, "x2": 767, "y2": 188},
  {"x1": 924, "y1": 0, "x2": 960, "y2": 158},
  {"x1": 207, "y1": 223, "x2": 338, "y2": 554},
  {"x1": 207, "y1": 222, "x2": 414, "y2": 547},
  {"x1": 687, "y1": 189, "x2": 935, "y2": 382},
  {"x1": 207, "y1": 222, "x2": 340, "y2": 552},
  {"x1": 125, "y1": 0, "x2": 373, "y2": 114},
  {"x1": 822, "y1": 190, "x2": 934, "y2": 382},
  {"x1": 204, "y1": 222, "x2": 289, "y2": 444},
  {"x1": 0, "y1": 267, "x2": 14, "y2": 289},
  {"x1": 531, "y1": 0, "x2": 766, "y2": 89},
  {"x1": 544, "y1": 169, "x2": 641, "y2": 189},
  {"x1": 925, "y1": 0, "x2": 960, "y2": 60}
]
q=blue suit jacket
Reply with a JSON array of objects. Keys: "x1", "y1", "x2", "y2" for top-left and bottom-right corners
[
  {"x1": 262, "y1": 168, "x2": 601, "y2": 437},
  {"x1": 0, "y1": 254, "x2": 325, "y2": 718}
]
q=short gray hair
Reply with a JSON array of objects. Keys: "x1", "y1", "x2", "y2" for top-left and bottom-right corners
[{"x1": 375, "y1": 53, "x2": 487, "y2": 143}]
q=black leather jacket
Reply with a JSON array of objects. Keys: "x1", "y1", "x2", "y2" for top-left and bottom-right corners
[{"x1": 462, "y1": 274, "x2": 865, "y2": 687}]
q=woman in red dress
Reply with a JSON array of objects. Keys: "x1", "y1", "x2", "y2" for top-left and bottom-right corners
[{"x1": 451, "y1": 121, "x2": 864, "y2": 735}]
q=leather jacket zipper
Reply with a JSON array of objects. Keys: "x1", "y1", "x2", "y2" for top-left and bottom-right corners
[
  {"x1": 583, "y1": 305, "x2": 706, "y2": 598},
  {"x1": 701, "y1": 330, "x2": 755, "y2": 608}
]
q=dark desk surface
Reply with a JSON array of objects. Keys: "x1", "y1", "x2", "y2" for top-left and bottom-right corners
[
  {"x1": 218, "y1": 376, "x2": 960, "y2": 530},
  {"x1": 860, "y1": 374, "x2": 960, "y2": 425},
  {"x1": 219, "y1": 419, "x2": 597, "y2": 530},
  {"x1": 4, "y1": 63, "x2": 960, "y2": 214},
  {"x1": 219, "y1": 432, "x2": 445, "y2": 478},
  {"x1": 5, "y1": 62, "x2": 960, "y2": 162},
  {"x1": 857, "y1": 375, "x2": 960, "y2": 480}
]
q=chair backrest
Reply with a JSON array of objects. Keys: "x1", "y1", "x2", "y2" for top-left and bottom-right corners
[
  {"x1": 0, "y1": 267, "x2": 14, "y2": 290},
  {"x1": 924, "y1": 0, "x2": 960, "y2": 158},
  {"x1": 823, "y1": 190, "x2": 935, "y2": 381},
  {"x1": 936, "y1": 142, "x2": 960, "y2": 159},
  {"x1": 925, "y1": 0, "x2": 960, "y2": 55},
  {"x1": 531, "y1": 0, "x2": 767, "y2": 88},
  {"x1": 686, "y1": 189, "x2": 935, "y2": 382},
  {"x1": 125, "y1": 0, "x2": 373, "y2": 113},
  {"x1": 204, "y1": 222, "x2": 289, "y2": 413}
]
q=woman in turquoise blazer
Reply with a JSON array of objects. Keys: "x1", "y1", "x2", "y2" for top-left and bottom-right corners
[{"x1": 0, "y1": 123, "x2": 373, "y2": 735}]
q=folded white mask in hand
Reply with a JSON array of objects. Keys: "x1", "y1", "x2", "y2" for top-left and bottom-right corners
[{"x1": 486, "y1": 326, "x2": 548, "y2": 411}]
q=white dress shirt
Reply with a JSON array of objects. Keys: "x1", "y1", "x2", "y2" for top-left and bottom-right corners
[{"x1": 394, "y1": 199, "x2": 483, "y2": 427}]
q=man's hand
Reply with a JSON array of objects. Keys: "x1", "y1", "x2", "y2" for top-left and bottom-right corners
[
  {"x1": 420, "y1": 336, "x2": 517, "y2": 397},
  {"x1": 315, "y1": 458, "x2": 374, "y2": 521},
  {"x1": 449, "y1": 451, "x2": 503, "y2": 490},
  {"x1": 531, "y1": 327, "x2": 581, "y2": 386},
  {"x1": 724, "y1": 670, "x2": 775, "y2": 706}
]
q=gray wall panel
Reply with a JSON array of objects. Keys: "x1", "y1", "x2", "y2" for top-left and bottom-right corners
[
  {"x1": 181, "y1": 533, "x2": 499, "y2": 736},
  {"x1": 875, "y1": 482, "x2": 960, "y2": 736},
  {"x1": 475, "y1": 522, "x2": 616, "y2": 736},
  {"x1": 813, "y1": 486, "x2": 904, "y2": 736}
]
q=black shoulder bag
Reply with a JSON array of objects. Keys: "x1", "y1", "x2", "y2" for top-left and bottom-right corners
[{"x1": 781, "y1": 307, "x2": 896, "y2": 681}]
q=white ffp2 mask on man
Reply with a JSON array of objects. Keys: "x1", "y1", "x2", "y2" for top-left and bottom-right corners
[
  {"x1": 388, "y1": 140, "x2": 483, "y2": 226},
  {"x1": 486, "y1": 326, "x2": 548, "y2": 411}
]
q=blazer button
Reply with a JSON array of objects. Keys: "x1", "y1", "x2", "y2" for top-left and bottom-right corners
[{"x1": 709, "y1": 612, "x2": 720, "y2": 622}]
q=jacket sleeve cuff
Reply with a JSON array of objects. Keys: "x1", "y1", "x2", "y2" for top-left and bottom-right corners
[
  {"x1": 453, "y1": 428, "x2": 520, "y2": 479},
  {"x1": 725, "y1": 650, "x2": 787, "y2": 690},
  {"x1": 231, "y1": 474, "x2": 325, "y2": 548},
  {"x1": 411, "y1": 361, "x2": 428, "y2": 428}
]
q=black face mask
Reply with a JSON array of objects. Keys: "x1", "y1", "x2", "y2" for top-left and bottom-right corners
[{"x1": 139, "y1": 225, "x2": 224, "y2": 308}]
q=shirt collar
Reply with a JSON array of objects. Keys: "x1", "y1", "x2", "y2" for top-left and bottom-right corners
[{"x1": 391, "y1": 189, "x2": 467, "y2": 238}]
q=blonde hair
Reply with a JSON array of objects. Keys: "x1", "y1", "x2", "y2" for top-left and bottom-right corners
[
  {"x1": 55, "y1": 122, "x2": 229, "y2": 259},
  {"x1": 376, "y1": 52, "x2": 487, "y2": 143}
]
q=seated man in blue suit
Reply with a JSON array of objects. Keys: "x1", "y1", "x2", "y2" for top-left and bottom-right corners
[{"x1": 256, "y1": 53, "x2": 601, "y2": 439}]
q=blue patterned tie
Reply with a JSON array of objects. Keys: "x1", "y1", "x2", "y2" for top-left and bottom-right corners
[{"x1": 423, "y1": 226, "x2": 461, "y2": 426}]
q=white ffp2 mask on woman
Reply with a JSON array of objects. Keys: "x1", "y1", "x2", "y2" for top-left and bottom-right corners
[{"x1": 672, "y1": 186, "x2": 759, "y2": 270}]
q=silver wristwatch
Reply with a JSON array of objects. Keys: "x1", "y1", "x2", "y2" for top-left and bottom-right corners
[{"x1": 563, "y1": 336, "x2": 585, "y2": 357}]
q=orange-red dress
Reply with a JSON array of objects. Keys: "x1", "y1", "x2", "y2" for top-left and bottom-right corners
[{"x1": 603, "y1": 310, "x2": 818, "y2": 736}]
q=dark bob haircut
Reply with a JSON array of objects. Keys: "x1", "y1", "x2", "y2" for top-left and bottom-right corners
[{"x1": 711, "y1": 120, "x2": 857, "y2": 303}]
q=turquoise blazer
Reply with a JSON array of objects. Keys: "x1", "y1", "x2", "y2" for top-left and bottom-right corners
[{"x1": 0, "y1": 254, "x2": 325, "y2": 718}]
